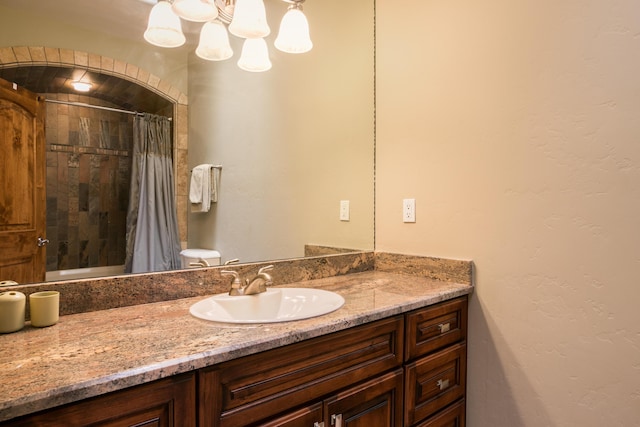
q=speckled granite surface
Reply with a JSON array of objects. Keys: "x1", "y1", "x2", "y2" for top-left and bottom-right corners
[{"x1": 0, "y1": 270, "x2": 472, "y2": 422}]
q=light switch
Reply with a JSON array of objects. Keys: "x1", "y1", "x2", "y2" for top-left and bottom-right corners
[{"x1": 340, "y1": 200, "x2": 350, "y2": 221}]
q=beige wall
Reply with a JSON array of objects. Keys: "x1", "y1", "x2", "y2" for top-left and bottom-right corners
[
  {"x1": 187, "y1": 0, "x2": 375, "y2": 263},
  {"x1": 377, "y1": 0, "x2": 640, "y2": 425}
]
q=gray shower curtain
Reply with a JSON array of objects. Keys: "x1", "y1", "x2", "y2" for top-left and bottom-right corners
[{"x1": 124, "y1": 114, "x2": 181, "y2": 274}]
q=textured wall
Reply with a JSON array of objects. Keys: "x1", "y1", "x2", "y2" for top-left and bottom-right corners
[{"x1": 376, "y1": 0, "x2": 640, "y2": 425}]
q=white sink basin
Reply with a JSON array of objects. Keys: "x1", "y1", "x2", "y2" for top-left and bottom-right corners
[{"x1": 189, "y1": 288, "x2": 345, "y2": 324}]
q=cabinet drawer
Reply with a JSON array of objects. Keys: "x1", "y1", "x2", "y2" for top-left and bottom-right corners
[
  {"x1": 404, "y1": 343, "x2": 466, "y2": 427},
  {"x1": 200, "y1": 316, "x2": 404, "y2": 427},
  {"x1": 414, "y1": 399, "x2": 465, "y2": 427},
  {"x1": 405, "y1": 297, "x2": 467, "y2": 362}
]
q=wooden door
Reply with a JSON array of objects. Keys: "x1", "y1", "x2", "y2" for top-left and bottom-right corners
[{"x1": 0, "y1": 77, "x2": 46, "y2": 284}]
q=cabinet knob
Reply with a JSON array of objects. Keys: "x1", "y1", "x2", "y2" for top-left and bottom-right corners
[
  {"x1": 37, "y1": 237, "x2": 50, "y2": 247},
  {"x1": 437, "y1": 378, "x2": 450, "y2": 390},
  {"x1": 314, "y1": 423, "x2": 325, "y2": 427},
  {"x1": 438, "y1": 322, "x2": 451, "y2": 333}
]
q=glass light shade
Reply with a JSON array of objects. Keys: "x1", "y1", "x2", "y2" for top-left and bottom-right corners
[
  {"x1": 237, "y1": 38, "x2": 272, "y2": 72},
  {"x1": 196, "y1": 20, "x2": 233, "y2": 61},
  {"x1": 228, "y1": 0, "x2": 270, "y2": 39},
  {"x1": 275, "y1": 7, "x2": 313, "y2": 54},
  {"x1": 172, "y1": 0, "x2": 218, "y2": 22},
  {"x1": 71, "y1": 81, "x2": 92, "y2": 92},
  {"x1": 144, "y1": 1, "x2": 186, "y2": 48}
]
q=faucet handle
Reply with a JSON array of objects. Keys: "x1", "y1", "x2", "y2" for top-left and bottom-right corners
[
  {"x1": 221, "y1": 270, "x2": 243, "y2": 296},
  {"x1": 258, "y1": 265, "x2": 274, "y2": 274}
]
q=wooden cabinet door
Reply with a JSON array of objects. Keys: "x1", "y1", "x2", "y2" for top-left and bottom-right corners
[
  {"x1": 0, "y1": 77, "x2": 46, "y2": 283},
  {"x1": 3, "y1": 373, "x2": 196, "y2": 427},
  {"x1": 259, "y1": 402, "x2": 323, "y2": 427},
  {"x1": 324, "y1": 369, "x2": 403, "y2": 427}
]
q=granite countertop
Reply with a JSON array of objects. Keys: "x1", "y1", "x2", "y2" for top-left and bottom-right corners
[{"x1": 0, "y1": 271, "x2": 473, "y2": 422}]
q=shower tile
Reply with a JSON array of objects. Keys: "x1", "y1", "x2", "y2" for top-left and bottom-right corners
[
  {"x1": 88, "y1": 200, "x2": 99, "y2": 225},
  {"x1": 99, "y1": 240, "x2": 108, "y2": 266},
  {"x1": 68, "y1": 168, "x2": 79, "y2": 198},
  {"x1": 57, "y1": 213, "x2": 68, "y2": 241},
  {"x1": 46, "y1": 167, "x2": 58, "y2": 195},
  {"x1": 79, "y1": 183, "x2": 89, "y2": 212},
  {"x1": 78, "y1": 211, "x2": 89, "y2": 240},
  {"x1": 46, "y1": 198, "x2": 57, "y2": 226},
  {"x1": 79, "y1": 117, "x2": 90, "y2": 146},
  {"x1": 99, "y1": 120, "x2": 110, "y2": 148},
  {"x1": 68, "y1": 130, "x2": 79, "y2": 146},
  {"x1": 68, "y1": 198, "x2": 79, "y2": 226},
  {"x1": 46, "y1": 152, "x2": 58, "y2": 167},
  {"x1": 57, "y1": 241, "x2": 68, "y2": 270},
  {"x1": 79, "y1": 240, "x2": 89, "y2": 268},
  {"x1": 68, "y1": 227, "x2": 78, "y2": 269},
  {"x1": 57, "y1": 114, "x2": 69, "y2": 145},
  {"x1": 67, "y1": 152, "x2": 79, "y2": 168},
  {"x1": 99, "y1": 212, "x2": 108, "y2": 239}
]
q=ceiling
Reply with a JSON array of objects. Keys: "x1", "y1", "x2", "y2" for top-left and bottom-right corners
[
  {"x1": 0, "y1": 0, "x2": 177, "y2": 114},
  {"x1": 0, "y1": 66, "x2": 173, "y2": 114}
]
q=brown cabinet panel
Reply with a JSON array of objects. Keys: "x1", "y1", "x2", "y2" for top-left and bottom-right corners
[
  {"x1": 404, "y1": 343, "x2": 466, "y2": 427},
  {"x1": 202, "y1": 316, "x2": 404, "y2": 427},
  {"x1": 414, "y1": 399, "x2": 465, "y2": 427},
  {"x1": 259, "y1": 402, "x2": 323, "y2": 427},
  {"x1": 405, "y1": 298, "x2": 467, "y2": 362},
  {"x1": 324, "y1": 369, "x2": 403, "y2": 427},
  {"x1": 4, "y1": 373, "x2": 196, "y2": 427}
]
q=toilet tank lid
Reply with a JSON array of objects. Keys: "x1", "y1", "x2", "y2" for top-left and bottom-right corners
[{"x1": 180, "y1": 249, "x2": 221, "y2": 258}]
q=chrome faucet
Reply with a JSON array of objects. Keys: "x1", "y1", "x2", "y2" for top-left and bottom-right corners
[{"x1": 221, "y1": 265, "x2": 274, "y2": 296}]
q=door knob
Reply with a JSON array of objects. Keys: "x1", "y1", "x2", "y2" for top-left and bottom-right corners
[{"x1": 37, "y1": 237, "x2": 50, "y2": 247}]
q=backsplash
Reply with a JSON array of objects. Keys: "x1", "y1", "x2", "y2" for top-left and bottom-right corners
[{"x1": 2, "y1": 252, "x2": 473, "y2": 320}]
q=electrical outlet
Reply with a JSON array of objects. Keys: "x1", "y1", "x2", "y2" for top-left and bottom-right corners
[
  {"x1": 403, "y1": 198, "x2": 416, "y2": 223},
  {"x1": 340, "y1": 200, "x2": 350, "y2": 221}
]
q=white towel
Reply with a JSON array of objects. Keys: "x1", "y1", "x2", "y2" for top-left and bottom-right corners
[{"x1": 190, "y1": 164, "x2": 215, "y2": 213}]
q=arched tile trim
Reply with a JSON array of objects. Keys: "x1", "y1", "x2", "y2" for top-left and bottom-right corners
[{"x1": 0, "y1": 46, "x2": 190, "y2": 245}]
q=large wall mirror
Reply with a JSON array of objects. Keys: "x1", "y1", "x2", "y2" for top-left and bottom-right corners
[{"x1": 0, "y1": 0, "x2": 375, "y2": 284}]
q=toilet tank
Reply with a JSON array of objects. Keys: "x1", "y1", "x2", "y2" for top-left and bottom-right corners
[{"x1": 180, "y1": 249, "x2": 221, "y2": 268}]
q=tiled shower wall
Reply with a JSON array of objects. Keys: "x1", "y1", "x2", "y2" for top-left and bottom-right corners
[{"x1": 45, "y1": 94, "x2": 132, "y2": 272}]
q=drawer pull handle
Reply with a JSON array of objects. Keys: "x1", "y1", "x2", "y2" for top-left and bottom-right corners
[
  {"x1": 314, "y1": 423, "x2": 325, "y2": 427},
  {"x1": 437, "y1": 378, "x2": 450, "y2": 390},
  {"x1": 331, "y1": 414, "x2": 343, "y2": 426},
  {"x1": 438, "y1": 322, "x2": 451, "y2": 333}
]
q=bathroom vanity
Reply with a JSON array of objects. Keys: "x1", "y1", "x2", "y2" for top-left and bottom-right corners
[{"x1": 0, "y1": 258, "x2": 472, "y2": 426}]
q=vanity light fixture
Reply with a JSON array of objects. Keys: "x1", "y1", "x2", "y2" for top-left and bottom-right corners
[
  {"x1": 143, "y1": 0, "x2": 313, "y2": 72},
  {"x1": 144, "y1": 0, "x2": 186, "y2": 48},
  {"x1": 275, "y1": 0, "x2": 312, "y2": 54},
  {"x1": 71, "y1": 81, "x2": 92, "y2": 92}
]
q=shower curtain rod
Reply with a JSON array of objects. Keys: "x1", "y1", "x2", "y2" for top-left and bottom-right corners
[{"x1": 44, "y1": 99, "x2": 172, "y2": 121}]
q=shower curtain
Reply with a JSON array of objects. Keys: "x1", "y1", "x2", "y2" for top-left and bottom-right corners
[{"x1": 124, "y1": 114, "x2": 181, "y2": 274}]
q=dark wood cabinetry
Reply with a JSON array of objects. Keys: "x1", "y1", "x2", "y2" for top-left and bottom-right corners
[
  {"x1": 404, "y1": 298, "x2": 468, "y2": 427},
  {"x1": 2, "y1": 296, "x2": 468, "y2": 427},
  {"x1": 199, "y1": 315, "x2": 404, "y2": 426},
  {"x1": 4, "y1": 373, "x2": 196, "y2": 427}
]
